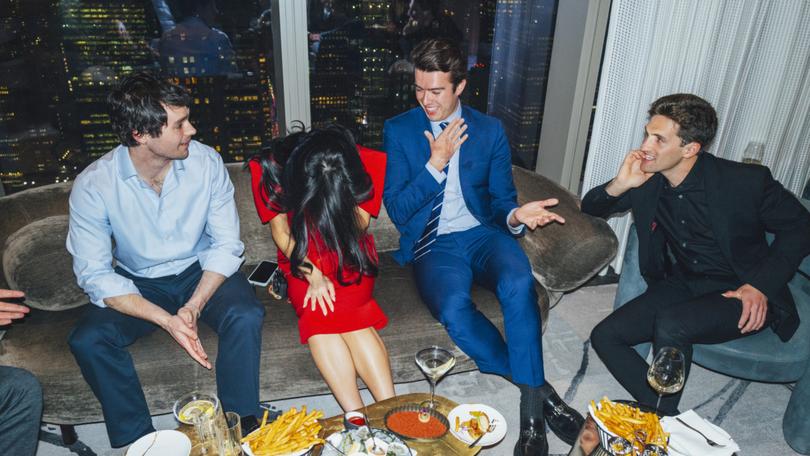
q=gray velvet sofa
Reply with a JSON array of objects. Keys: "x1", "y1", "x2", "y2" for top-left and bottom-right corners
[
  {"x1": 614, "y1": 213, "x2": 810, "y2": 455},
  {"x1": 0, "y1": 163, "x2": 617, "y2": 442}
]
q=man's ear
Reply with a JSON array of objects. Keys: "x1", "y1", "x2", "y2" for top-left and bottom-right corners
[
  {"x1": 683, "y1": 142, "x2": 701, "y2": 158},
  {"x1": 132, "y1": 130, "x2": 148, "y2": 145},
  {"x1": 454, "y1": 79, "x2": 467, "y2": 97}
]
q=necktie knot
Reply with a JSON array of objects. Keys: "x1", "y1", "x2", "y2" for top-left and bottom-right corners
[{"x1": 439, "y1": 121, "x2": 448, "y2": 130}]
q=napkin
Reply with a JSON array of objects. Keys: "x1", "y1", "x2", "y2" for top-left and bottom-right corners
[{"x1": 661, "y1": 410, "x2": 740, "y2": 456}]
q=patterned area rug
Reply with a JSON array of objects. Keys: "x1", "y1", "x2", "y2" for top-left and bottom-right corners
[{"x1": 37, "y1": 284, "x2": 800, "y2": 455}]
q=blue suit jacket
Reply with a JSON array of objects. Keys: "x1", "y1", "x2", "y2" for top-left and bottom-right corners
[{"x1": 382, "y1": 105, "x2": 520, "y2": 265}]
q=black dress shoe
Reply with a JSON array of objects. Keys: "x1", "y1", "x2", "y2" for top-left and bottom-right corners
[
  {"x1": 513, "y1": 416, "x2": 549, "y2": 456},
  {"x1": 542, "y1": 388, "x2": 585, "y2": 446}
]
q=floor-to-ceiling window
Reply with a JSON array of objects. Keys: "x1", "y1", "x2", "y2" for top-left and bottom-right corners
[{"x1": 0, "y1": 0, "x2": 558, "y2": 195}]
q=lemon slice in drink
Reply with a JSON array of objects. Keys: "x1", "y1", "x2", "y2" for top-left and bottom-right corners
[{"x1": 177, "y1": 399, "x2": 216, "y2": 423}]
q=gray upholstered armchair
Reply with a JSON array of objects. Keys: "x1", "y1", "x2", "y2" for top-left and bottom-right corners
[{"x1": 614, "y1": 206, "x2": 810, "y2": 454}]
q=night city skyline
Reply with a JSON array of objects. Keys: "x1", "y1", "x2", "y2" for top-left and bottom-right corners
[{"x1": 0, "y1": 0, "x2": 558, "y2": 195}]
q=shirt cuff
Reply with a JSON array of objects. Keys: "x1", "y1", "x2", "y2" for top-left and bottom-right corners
[
  {"x1": 198, "y1": 250, "x2": 244, "y2": 278},
  {"x1": 424, "y1": 162, "x2": 447, "y2": 184},
  {"x1": 84, "y1": 273, "x2": 141, "y2": 307},
  {"x1": 507, "y1": 208, "x2": 525, "y2": 235}
]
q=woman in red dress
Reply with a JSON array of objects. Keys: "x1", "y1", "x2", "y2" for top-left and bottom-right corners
[{"x1": 248, "y1": 125, "x2": 395, "y2": 411}]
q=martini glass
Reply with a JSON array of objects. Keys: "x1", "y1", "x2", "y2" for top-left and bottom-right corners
[{"x1": 415, "y1": 346, "x2": 456, "y2": 409}]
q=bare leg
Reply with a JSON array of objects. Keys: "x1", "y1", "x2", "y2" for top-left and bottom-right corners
[
  {"x1": 341, "y1": 328, "x2": 395, "y2": 402},
  {"x1": 308, "y1": 334, "x2": 365, "y2": 411}
]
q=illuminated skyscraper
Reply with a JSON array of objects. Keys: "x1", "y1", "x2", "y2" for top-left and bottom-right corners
[
  {"x1": 0, "y1": 0, "x2": 66, "y2": 192},
  {"x1": 59, "y1": 0, "x2": 161, "y2": 160},
  {"x1": 488, "y1": 0, "x2": 557, "y2": 169}
]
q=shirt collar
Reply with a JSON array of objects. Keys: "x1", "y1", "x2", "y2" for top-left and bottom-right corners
[
  {"x1": 115, "y1": 144, "x2": 188, "y2": 182},
  {"x1": 430, "y1": 101, "x2": 462, "y2": 131},
  {"x1": 664, "y1": 152, "x2": 704, "y2": 191}
]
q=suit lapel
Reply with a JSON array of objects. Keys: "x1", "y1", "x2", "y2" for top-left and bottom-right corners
[
  {"x1": 634, "y1": 174, "x2": 663, "y2": 271},
  {"x1": 459, "y1": 106, "x2": 478, "y2": 185},
  {"x1": 701, "y1": 154, "x2": 734, "y2": 261}
]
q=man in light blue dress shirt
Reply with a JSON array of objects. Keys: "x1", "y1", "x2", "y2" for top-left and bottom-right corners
[
  {"x1": 66, "y1": 73, "x2": 264, "y2": 447},
  {"x1": 383, "y1": 38, "x2": 584, "y2": 456}
]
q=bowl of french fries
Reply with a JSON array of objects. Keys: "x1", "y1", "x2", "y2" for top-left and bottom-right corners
[
  {"x1": 588, "y1": 397, "x2": 669, "y2": 455},
  {"x1": 241, "y1": 406, "x2": 325, "y2": 456}
]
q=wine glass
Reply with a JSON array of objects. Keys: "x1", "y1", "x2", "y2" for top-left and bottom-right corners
[
  {"x1": 742, "y1": 141, "x2": 765, "y2": 164},
  {"x1": 415, "y1": 346, "x2": 456, "y2": 409},
  {"x1": 647, "y1": 347, "x2": 685, "y2": 413}
]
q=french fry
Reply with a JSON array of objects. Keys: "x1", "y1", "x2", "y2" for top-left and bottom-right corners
[
  {"x1": 242, "y1": 406, "x2": 325, "y2": 456},
  {"x1": 591, "y1": 397, "x2": 669, "y2": 450}
]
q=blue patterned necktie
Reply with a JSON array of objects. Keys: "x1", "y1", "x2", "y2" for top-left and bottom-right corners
[{"x1": 413, "y1": 121, "x2": 449, "y2": 262}]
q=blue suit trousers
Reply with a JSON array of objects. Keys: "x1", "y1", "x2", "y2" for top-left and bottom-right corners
[
  {"x1": 413, "y1": 225, "x2": 545, "y2": 387},
  {"x1": 68, "y1": 262, "x2": 264, "y2": 447}
]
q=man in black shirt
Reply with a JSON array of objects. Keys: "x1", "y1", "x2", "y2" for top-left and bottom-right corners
[{"x1": 581, "y1": 93, "x2": 810, "y2": 414}]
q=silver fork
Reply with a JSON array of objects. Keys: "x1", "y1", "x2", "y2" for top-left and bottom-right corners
[
  {"x1": 467, "y1": 419, "x2": 498, "y2": 448},
  {"x1": 675, "y1": 417, "x2": 726, "y2": 448}
]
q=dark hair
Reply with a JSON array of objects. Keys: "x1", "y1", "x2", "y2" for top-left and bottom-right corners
[
  {"x1": 108, "y1": 72, "x2": 191, "y2": 146},
  {"x1": 252, "y1": 125, "x2": 377, "y2": 285},
  {"x1": 648, "y1": 93, "x2": 718, "y2": 149},
  {"x1": 411, "y1": 37, "x2": 466, "y2": 87}
]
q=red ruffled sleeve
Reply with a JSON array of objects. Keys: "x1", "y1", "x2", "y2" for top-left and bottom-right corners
[
  {"x1": 357, "y1": 145, "x2": 387, "y2": 218},
  {"x1": 248, "y1": 158, "x2": 281, "y2": 223}
]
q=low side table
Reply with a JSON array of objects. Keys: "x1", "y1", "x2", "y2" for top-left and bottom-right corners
[{"x1": 313, "y1": 392, "x2": 481, "y2": 455}]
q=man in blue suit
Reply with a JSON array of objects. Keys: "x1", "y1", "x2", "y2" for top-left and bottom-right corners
[{"x1": 383, "y1": 38, "x2": 583, "y2": 456}]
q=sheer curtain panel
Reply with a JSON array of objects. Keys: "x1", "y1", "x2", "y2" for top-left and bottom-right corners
[{"x1": 582, "y1": 0, "x2": 810, "y2": 273}]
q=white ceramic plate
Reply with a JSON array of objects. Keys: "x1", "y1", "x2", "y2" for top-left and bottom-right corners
[
  {"x1": 447, "y1": 403, "x2": 507, "y2": 447},
  {"x1": 126, "y1": 430, "x2": 191, "y2": 456}
]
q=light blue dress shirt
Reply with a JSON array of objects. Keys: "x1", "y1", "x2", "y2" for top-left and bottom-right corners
[
  {"x1": 424, "y1": 102, "x2": 523, "y2": 235},
  {"x1": 67, "y1": 141, "x2": 244, "y2": 307}
]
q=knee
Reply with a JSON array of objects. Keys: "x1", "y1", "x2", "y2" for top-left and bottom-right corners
[
  {"x1": 221, "y1": 297, "x2": 265, "y2": 332},
  {"x1": 590, "y1": 319, "x2": 617, "y2": 355},
  {"x1": 496, "y1": 271, "x2": 535, "y2": 302},
  {"x1": 68, "y1": 323, "x2": 110, "y2": 360},
  {"x1": 0, "y1": 368, "x2": 42, "y2": 410},
  {"x1": 432, "y1": 291, "x2": 472, "y2": 330}
]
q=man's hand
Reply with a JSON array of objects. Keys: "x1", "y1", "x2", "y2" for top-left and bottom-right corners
[
  {"x1": 160, "y1": 314, "x2": 211, "y2": 369},
  {"x1": 722, "y1": 283, "x2": 768, "y2": 333},
  {"x1": 425, "y1": 117, "x2": 468, "y2": 172},
  {"x1": 304, "y1": 266, "x2": 336, "y2": 316},
  {"x1": 605, "y1": 150, "x2": 654, "y2": 196},
  {"x1": 177, "y1": 303, "x2": 200, "y2": 332},
  {"x1": 510, "y1": 198, "x2": 566, "y2": 230},
  {"x1": 0, "y1": 289, "x2": 28, "y2": 325}
]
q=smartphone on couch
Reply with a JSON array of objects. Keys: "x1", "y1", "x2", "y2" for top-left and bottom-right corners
[{"x1": 247, "y1": 260, "x2": 279, "y2": 287}]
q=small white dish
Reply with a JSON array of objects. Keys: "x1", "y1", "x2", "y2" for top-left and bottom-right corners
[
  {"x1": 447, "y1": 403, "x2": 507, "y2": 447},
  {"x1": 126, "y1": 430, "x2": 191, "y2": 456}
]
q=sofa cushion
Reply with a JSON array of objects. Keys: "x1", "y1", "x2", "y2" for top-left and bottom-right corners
[{"x1": 2, "y1": 215, "x2": 86, "y2": 311}]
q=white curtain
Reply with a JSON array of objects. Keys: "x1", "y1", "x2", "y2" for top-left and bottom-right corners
[{"x1": 582, "y1": 0, "x2": 810, "y2": 273}]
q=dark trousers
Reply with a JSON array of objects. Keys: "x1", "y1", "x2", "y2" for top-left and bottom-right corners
[
  {"x1": 0, "y1": 366, "x2": 42, "y2": 456},
  {"x1": 590, "y1": 274, "x2": 771, "y2": 414},
  {"x1": 413, "y1": 225, "x2": 545, "y2": 387},
  {"x1": 68, "y1": 262, "x2": 264, "y2": 447}
]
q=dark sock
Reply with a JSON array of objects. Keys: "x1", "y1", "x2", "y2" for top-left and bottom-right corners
[{"x1": 518, "y1": 384, "x2": 545, "y2": 425}]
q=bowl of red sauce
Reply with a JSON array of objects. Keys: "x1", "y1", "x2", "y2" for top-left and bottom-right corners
[{"x1": 384, "y1": 404, "x2": 449, "y2": 441}]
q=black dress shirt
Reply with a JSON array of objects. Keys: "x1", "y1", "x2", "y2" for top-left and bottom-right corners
[{"x1": 656, "y1": 155, "x2": 736, "y2": 278}]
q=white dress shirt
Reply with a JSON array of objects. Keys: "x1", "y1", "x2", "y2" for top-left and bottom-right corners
[{"x1": 67, "y1": 141, "x2": 244, "y2": 307}]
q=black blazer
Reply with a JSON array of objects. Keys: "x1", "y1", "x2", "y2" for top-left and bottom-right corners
[{"x1": 582, "y1": 153, "x2": 810, "y2": 341}]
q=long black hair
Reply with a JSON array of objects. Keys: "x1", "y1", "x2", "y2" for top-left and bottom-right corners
[{"x1": 252, "y1": 124, "x2": 377, "y2": 285}]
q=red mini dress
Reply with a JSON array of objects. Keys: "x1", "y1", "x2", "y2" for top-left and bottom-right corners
[{"x1": 248, "y1": 146, "x2": 388, "y2": 344}]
